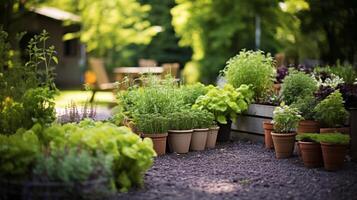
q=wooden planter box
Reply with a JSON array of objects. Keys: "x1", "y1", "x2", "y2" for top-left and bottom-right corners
[
  {"x1": 349, "y1": 108, "x2": 357, "y2": 162},
  {"x1": 231, "y1": 104, "x2": 276, "y2": 135}
]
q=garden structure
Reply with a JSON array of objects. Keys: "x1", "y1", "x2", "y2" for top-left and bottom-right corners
[{"x1": 1, "y1": 31, "x2": 357, "y2": 200}]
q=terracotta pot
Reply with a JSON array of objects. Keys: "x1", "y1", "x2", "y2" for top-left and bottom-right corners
[
  {"x1": 206, "y1": 126, "x2": 219, "y2": 148},
  {"x1": 168, "y1": 130, "x2": 193, "y2": 154},
  {"x1": 142, "y1": 133, "x2": 168, "y2": 156},
  {"x1": 263, "y1": 121, "x2": 274, "y2": 149},
  {"x1": 271, "y1": 132, "x2": 296, "y2": 159},
  {"x1": 298, "y1": 141, "x2": 323, "y2": 168},
  {"x1": 320, "y1": 127, "x2": 350, "y2": 135},
  {"x1": 217, "y1": 119, "x2": 232, "y2": 142},
  {"x1": 273, "y1": 83, "x2": 281, "y2": 94},
  {"x1": 297, "y1": 120, "x2": 320, "y2": 134},
  {"x1": 321, "y1": 142, "x2": 348, "y2": 171},
  {"x1": 191, "y1": 128, "x2": 209, "y2": 151}
]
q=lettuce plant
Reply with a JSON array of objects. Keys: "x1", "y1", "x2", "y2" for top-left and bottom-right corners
[{"x1": 193, "y1": 84, "x2": 253, "y2": 124}]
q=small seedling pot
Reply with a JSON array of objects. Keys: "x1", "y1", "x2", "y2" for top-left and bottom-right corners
[
  {"x1": 206, "y1": 126, "x2": 219, "y2": 148},
  {"x1": 142, "y1": 133, "x2": 168, "y2": 156},
  {"x1": 191, "y1": 128, "x2": 209, "y2": 151},
  {"x1": 321, "y1": 142, "x2": 348, "y2": 171},
  {"x1": 263, "y1": 121, "x2": 274, "y2": 149},
  {"x1": 298, "y1": 141, "x2": 323, "y2": 168}
]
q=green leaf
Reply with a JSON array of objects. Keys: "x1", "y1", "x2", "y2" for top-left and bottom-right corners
[{"x1": 217, "y1": 115, "x2": 227, "y2": 124}]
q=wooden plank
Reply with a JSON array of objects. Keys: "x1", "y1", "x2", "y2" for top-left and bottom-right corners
[
  {"x1": 232, "y1": 115, "x2": 270, "y2": 135},
  {"x1": 245, "y1": 104, "x2": 276, "y2": 118}
]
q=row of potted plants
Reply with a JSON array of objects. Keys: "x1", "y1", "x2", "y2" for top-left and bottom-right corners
[{"x1": 297, "y1": 133, "x2": 350, "y2": 171}]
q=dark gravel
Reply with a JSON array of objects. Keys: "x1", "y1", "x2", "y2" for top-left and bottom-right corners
[{"x1": 116, "y1": 141, "x2": 357, "y2": 200}]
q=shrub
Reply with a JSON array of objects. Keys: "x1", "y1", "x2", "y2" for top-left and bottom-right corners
[
  {"x1": 296, "y1": 133, "x2": 320, "y2": 143},
  {"x1": 223, "y1": 50, "x2": 275, "y2": 100},
  {"x1": 314, "y1": 90, "x2": 349, "y2": 128},
  {"x1": 134, "y1": 113, "x2": 169, "y2": 134},
  {"x1": 167, "y1": 109, "x2": 195, "y2": 130},
  {"x1": 291, "y1": 96, "x2": 318, "y2": 120},
  {"x1": 0, "y1": 127, "x2": 41, "y2": 178},
  {"x1": 317, "y1": 133, "x2": 350, "y2": 145},
  {"x1": 280, "y1": 71, "x2": 318, "y2": 105},
  {"x1": 193, "y1": 84, "x2": 253, "y2": 124},
  {"x1": 273, "y1": 103, "x2": 303, "y2": 133}
]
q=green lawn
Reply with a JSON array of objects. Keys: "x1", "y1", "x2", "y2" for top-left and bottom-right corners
[{"x1": 55, "y1": 90, "x2": 116, "y2": 108}]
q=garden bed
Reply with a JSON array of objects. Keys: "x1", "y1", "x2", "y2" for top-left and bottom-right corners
[{"x1": 117, "y1": 141, "x2": 357, "y2": 200}]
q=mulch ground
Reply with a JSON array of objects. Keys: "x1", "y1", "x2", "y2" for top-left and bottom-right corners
[{"x1": 116, "y1": 141, "x2": 357, "y2": 200}]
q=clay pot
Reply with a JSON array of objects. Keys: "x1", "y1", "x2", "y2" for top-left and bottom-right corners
[
  {"x1": 142, "y1": 133, "x2": 168, "y2": 156},
  {"x1": 168, "y1": 130, "x2": 193, "y2": 154},
  {"x1": 271, "y1": 132, "x2": 296, "y2": 159},
  {"x1": 263, "y1": 121, "x2": 274, "y2": 149},
  {"x1": 320, "y1": 127, "x2": 350, "y2": 135},
  {"x1": 206, "y1": 126, "x2": 219, "y2": 148},
  {"x1": 298, "y1": 141, "x2": 323, "y2": 168},
  {"x1": 297, "y1": 120, "x2": 320, "y2": 134},
  {"x1": 321, "y1": 142, "x2": 348, "y2": 171},
  {"x1": 191, "y1": 128, "x2": 209, "y2": 151},
  {"x1": 217, "y1": 119, "x2": 232, "y2": 142}
]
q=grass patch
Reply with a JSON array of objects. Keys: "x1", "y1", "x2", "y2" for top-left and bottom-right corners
[{"x1": 55, "y1": 90, "x2": 116, "y2": 108}]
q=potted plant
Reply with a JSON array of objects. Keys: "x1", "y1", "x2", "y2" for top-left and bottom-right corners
[
  {"x1": 280, "y1": 70, "x2": 318, "y2": 105},
  {"x1": 193, "y1": 84, "x2": 253, "y2": 142},
  {"x1": 167, "y1": 110, "x2": 194, "y2": 154},
  {"x1": 291, "y1": 96, "x2": 320, "y2": 134},
  {"x1": 271, "y1": 104, "x2": 303, "y2": 159},
  {"x1": 263, "y1": 120, "x2": 274, "y2": 149},
  {"x1": 314, "y1": 90, "x2": 350, "y2": 134},
  {"x1": 296, "y1": 133, "x2": 323, "y2": 168},
  {"x1": 190, "y1": 109, "x2": 214, "y2": 151},
  {"x1": 318, "y1": 133, "x2": 350, "y2": 171},
  {"x1": 207, "y1": 121, "x2": 219, "y2": 149},
  {"x1": 135, "y1": 113, "x2": 169, "y2": 156}
]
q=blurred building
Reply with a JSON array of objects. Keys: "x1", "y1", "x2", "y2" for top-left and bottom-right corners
[{"x1": 18, "y1": 7, "x2": 85, "y2": 88}]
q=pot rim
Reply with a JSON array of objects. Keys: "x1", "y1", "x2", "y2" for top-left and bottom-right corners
[
  {"x1": 298, "y1": 141, "x2": 319, "y2": 145},
  {"x1": 320, "y1": 142, "x2": 349, "y2": 146},
  {"x1": 271, "y1": 132, "x2": 296, "y2": 137},
  {"x1": 142, "y1": 132, "x2": 168, "y2": 138},
  {"x1": 193, "y1": 128, "x2": 209, "y2": 132},
  {"x1": 168, "y1": 129, "x2": 194, "y2": 134},
  {"x1": 209, "y1": 126, "x2": 219, "y2": 130}
]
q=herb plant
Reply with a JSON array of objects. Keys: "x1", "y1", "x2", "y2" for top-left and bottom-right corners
[
  {"x1": 291, "y1": 95, "x2": 318, "y2": 120},
  {"x1": 167, "y1": 109, "x2": 195, "y2": 130},
  {"x1": 192, "y1": 109, "x2": 214, "y2": 129},
  {"x1": 179, "y1": 82, "x2": 208, "y2": 106},
  {"x1": 272, "y1": 103, "x2": 303, "y2": 133},
  {"x1": 193, "y1": 84, "x2": 253, "y2": 124},
  {"x1": 316, "y1": 133, "x2": 350, "y2": 145},
  {"x1": 280, "y1": 71, "x2": 318, "y2": 105},
  {"x1": 134, "y1": 113, "x2": 169, "y2": 134},
  {"x1": 223, "y1": 50, "x2": 275, "y2": 100},
  {"x1": 296, "y1": 133, "x2": 320, "y2": 143},
  {"x1": 314, "y1": 90, "x2": 349, "y2": 128}
]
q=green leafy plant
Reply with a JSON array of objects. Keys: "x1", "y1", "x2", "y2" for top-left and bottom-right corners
[
  {"x1": 316, "y1": 133, "x2": 350, "y2": 145},
  {"x1": 40, "y1": 120, "x2": 156, "y2": 192},
  {"x1": 314, "y1": 90, "x2": 349, "y2": 128},
  {"x1": 314, "y1": 64, "x2": 357, "y2": 85},
  {"x1": 33, "y1": 148, "x2": 112, "y2": 183},
  {"x1": 273, "y1": 103, "x2": 303, "y2": 133},
  {"x1": 280, "y1": 71, "x2": 318, "y2": 105},
  {"x1": 179, "y1": 83, "x2": 208, "y2": 106},
  {"x1": 223, "y1": 50, "x2": 275, "y2": 100},
  {"x1": 0, "y1": 30, "x2": 58, "y2": 134},
  {"x1": 193, "y1": 84, "x2": 253, "y2": 124},
  {"x1": 291, "y1": 95, "x2": 318, "y2": 120},
  {"x1": 192, "y1": 109, "x2": 214, "y2": 129},
  {"x1": 134, "y1": 113, "x2": 169, "y2": 134},
  {"x1": 0, "y1": 127, "x2": 41, "y2": 178},
  {"x1": 167, "y1": 109, "x2": 195, "y2": 130},
  {"x1": 296, "y1": 133, "x2": 320, "y2": 143}
]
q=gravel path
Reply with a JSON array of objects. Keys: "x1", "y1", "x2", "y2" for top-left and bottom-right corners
[{"x1": 117, "y1": 141, "x2": 357, "y2": 200}]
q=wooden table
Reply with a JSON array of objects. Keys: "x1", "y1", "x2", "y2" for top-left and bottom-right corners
[{"x1": 114, "y1": 67, "x2": 164, "y2": 89}]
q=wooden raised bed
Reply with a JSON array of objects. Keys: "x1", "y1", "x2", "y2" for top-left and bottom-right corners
[{"x1": 231, "y1": 104, "x2": 276, "y2": 136}]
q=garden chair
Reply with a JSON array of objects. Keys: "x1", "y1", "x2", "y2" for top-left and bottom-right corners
[{"x1": 88, "y1": 58, "x2": 117, "y2": 102}]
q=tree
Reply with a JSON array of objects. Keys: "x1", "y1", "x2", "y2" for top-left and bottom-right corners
[{"x1": 172, "y1": 0, "x2": 284, "y2": 83}]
